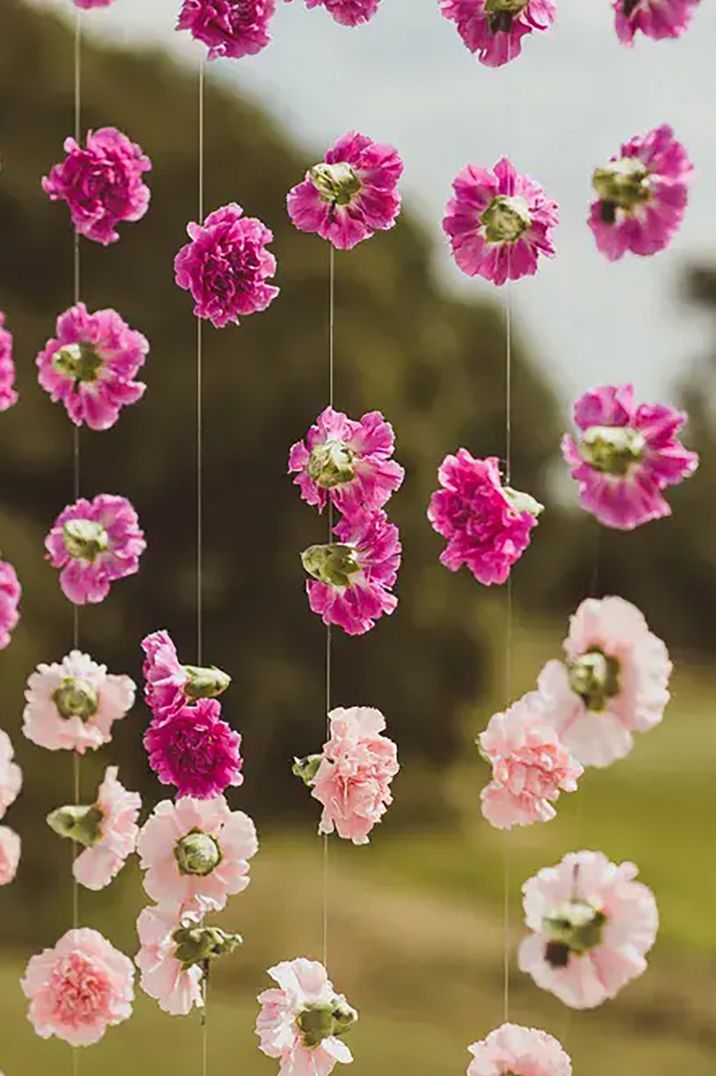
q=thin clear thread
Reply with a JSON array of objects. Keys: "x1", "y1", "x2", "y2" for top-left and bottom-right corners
[
  {"x1": 72, "y1": 16, "x2": 82, "y2": 1076},
  {"x1": 196, "y1": 60, "x2": 205, "y2": 666},
  {"x1": 322, "y1": 246, "x2": 335, "y2": 969}
]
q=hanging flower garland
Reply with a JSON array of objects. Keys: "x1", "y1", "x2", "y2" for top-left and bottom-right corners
[
  {"x1": 612, "y1": 0, "x2": 700, "y2": 45},
  {"x1": 0, "y1": 313, "x2": 18, "y2": 412},
  {"x1": 286, "y1": 0, "x2": 382, "y2": 25},
  {"x1": 0, "y1": 557, "x2": 21, "y2": 651},
  {"x1": 0, "y1": 729, "x2": 22, "y2": 888},
  {"x1": 439, "y1": 0, "x2": 557, "y2": 68},
  {"x1": 177, "y1": 0, "x2": 278, "y2": 60}
]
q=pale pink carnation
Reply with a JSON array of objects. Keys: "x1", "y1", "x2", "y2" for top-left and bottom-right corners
[
  {"x1": 613, "y1": 0, "x2": 699, "y2": 45},
  {"x1": 36, "y1": 303, "x2": 148, "y2": 431},
  {"x1": 286, "y1": 0, "x2": 380, "y2": 24},
  {"x1": 137, "y1": 796, "x2": 258, "y2": 913},
  {"x1": 23, "y1": 650, "x2": 136, "y2": 754},
  {"x1": 538, "y1": 596, "x2": 671, "y2": 769},
  {"x1": 73, "y1": 767, "x2": 141, "y2": 891},
  {"x1": 479, "y1": 693, "x2": 582, "y2": 830},
  {"x1": 287, "y1": 131, "x2": 403, "y2": 251},
  {"x1": 0, "y1": 557, "x2": 21, "y2": 650},
  {"x1": 22, "y1": 928, "x2": 135, "y2": 1046},
  {"x1": 0, "y1": 826, "x2": 21, "y2": 886},
  {"x1": 42, "y1": 127, "x2": 151, "y2": 246},
  {"x1": 0, "y1": 312, "x2": 18, "y2": 412},
  {"x1": 135, "y1": 905, "x2": 204, "y2": 1016},
  {"x1": 444, "y1": 158, "x2": 558, "y2": 285},
  {"x1": 467, "y1": 1023, "x2": 572, "y2": 1076},
  {"x1": 177, "y1": 0, "x2": 277, "y2": 59},
  {"x1": 0, "y1": 729, "x2": 22, "y2": 819},
  {"x1": 518, "y1": 850, "x2": 658, "y2": 1009},
  {"x1": 440, "y1": 0, "x2": 556, "y2": 67}
]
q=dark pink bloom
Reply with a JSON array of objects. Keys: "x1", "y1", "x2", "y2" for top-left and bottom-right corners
[
  {"x1": 36, "y1": 303, "x2": 148, "y2": 431},
  {"x1": 287, "y1": 131, "x2": 403, "y2": 251},
  {"x1": 175, "y1": 203, "x2": 279, "y2": 329},
  {"x1": 0, "y1": 558, "x2": 21, "y2": 651},
  {"x1": 177, "y1": 0, "x2": 277, "y2": 59},
  {"x1": 0, "y1": 313, "x2": 18, "y2": 412},
  {"x1": 443, "y1": 158, "x2": 558, "y2": 286},
  {"x1": 589, "y1": 125, "x2": 693, "y2": 262},
  {"x1": 286, "y1": 0, "x2": 381, "y2": 25},
  {"x1": 562, "y1": 384, "x2": 698, "y2": 531},
  {"x1": 141, "y1": 629, "x2": 231, "y2": 722},
  {"x1": 144, "y1": 698, "x2": 243, "y2": 799},
  {"x1": 289, "y1": 406, "x2": 404, "y2": 514},
  {"x1": 428, "y1": 450, "x2": 542, "y2": 586},
  {"x1": 45, "y1": 494, "x2": 146, "y2": 605},
  {"x1": 43, "y1": 128, "x2": 151, "y2": 246},
  {"x1": 302, "y1": 509, "x2": 401, "y2": 636},
  {"x1": 440, "y1": 0, "x2": 556, "y2": 67},
  {"x1": 613, "y1": 0, "x2": 699, "y2": 45}
]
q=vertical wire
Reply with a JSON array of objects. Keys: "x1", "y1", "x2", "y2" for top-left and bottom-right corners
[
  {"x1": 322, "y1": 246, "x2": 336, "y2": 969},
  {"x1": 196, "y1": 60, "x2": 205, "y2": 667}
]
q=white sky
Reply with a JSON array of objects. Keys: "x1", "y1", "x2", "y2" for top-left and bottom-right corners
[{"x1": 30, "y1": 0, "x2": 716, "y2": 401}]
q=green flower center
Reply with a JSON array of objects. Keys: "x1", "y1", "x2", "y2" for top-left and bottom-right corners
[
  {"x1": 172, "y1": 925, "x2": 242, "y2": 970},
  {"x1": 310, "y1": 162, "x2": 362, "y2": 207},
  {"x1": 485, "y1": 0, "x2": 529, "y2": 32},
  {"x1": 543, "y1": 900, "x2": 607, "y2": 967},
  {"x1": 174, "y1": 831, "x2": 221, "y2": 876},
  {"x1": 579, "y1": 424, "x2": 646, "y2": 477},
  {"x1": 292, "y1": 754, "x2": 323, "y2": 787},
  {"x1": 567, "y1": 649, "x2": 620, "y2": 712},
  {"x1": 62, "y1": 518, "x2": 109, "y2": 562},
  {"x1": 52, "y1": 677, "x2": 99, "y2": 721},
  {"x1": 183, "y1": 664, "x2": 231, "y2": 701},
  {"x1": 301, "y1": 543, "x2": 360, "y2": 589},
  {"x1": 296, "y1": 997, "x2": 358, "y2": 1049},
  {"x1": 481, "y1": 195, "x2": 531, "y2": 244},
  {"x1": 47, "y1": 804, "x2": 104, "y2": 847},
  {"x1": 53, "y1": 342, "x2": 104, "y2": 384},
  {"x1": 308, "y1": 440, "x2": 356, "y2": 490},
  {"x1": 592, "y1": 157, "x2": 650, "y2": 219}
]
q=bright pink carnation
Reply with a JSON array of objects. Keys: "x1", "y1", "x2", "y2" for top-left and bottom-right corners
[
  {"x1": 42, "y1": 127, "x2": 151, "y2": 246},
  {"x1": 289, "y1": 406, "x2": 404, "y2": 514},
  {"x1": 45, "y1": 494, "x2": 146, "y2": 605},
  {"x1": 440, "y1": 0, "x2": 557, "y2": 67},
  {"x1": 479, "y1": 693, "x2": 582, "y2": 830},
  {"x1": 302, "y1": 509, "x2": 401, "y2": 635},
  {"x1": 613, "y1": 0, "x2": 699, "y2": 45},
  {"x1": 137, "y1": 796, "x2": 257, "y2": 913},
  {"x1": 0, "y1": 730, "x2": 22, "y2": 820},
  {"x1": 562, "y1": 383, "x2": 698, "y2": 530},
  {"x1": 286, "y1": 0, "x2": 381, "y2": 27},
  {"x1": 174, "y1": 203, "x2": 279, "y2": 329},
  {"x1": 0, "y1": 826, "x2": 21, "y2": 886},
  {"x1": 444, "y1": 158, "x2": 558, "y2": 285},
  {"x1": 177, "y1": 0, "x2": 277, "y2": 59},
  {"x1": 518, "y1": 850, "x2": 658, "y2": 1009},
  {"x1": 141, "y1": 628, "x2": 231, "y2": 721},
  {"x1": 0, "y1": 312, "x2": 18, "y2": 412},
  {"x1": 467, "y1": 1023, "x2": 572, "y2": 1076},
  {"x1": 135, "y1": 906, "x2": 204, "y2": 1016},
  {"x1": 36, "y1": 303, "x2": 148, "y2": 431},
  {"x1": 144, "y1": 698, "x2": 243, "y2": 799},
  {"x1": 73, "y1": 767, "x2": 141, "y2": 891},
  {"x1": 428, "y1": 450, "x2": 541, "y2": 585},
  {"x1": 287, "y1": 131, "x2": 403, "y2": 251},
  {"x1": 22, "y1": 928, "x2": 135, "y2": 1046},
  {"x1": 589, "y1": 125, "x2": 693, "y2": 262},
  {"x1": 0, "y1": 557, "x2": 21, "y2": 651}
]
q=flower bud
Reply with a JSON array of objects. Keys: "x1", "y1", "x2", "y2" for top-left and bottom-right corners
[
  {"x1": 183, "y1": 664, "x2": 231, "y2": 701},
  {"x1": 310, "y1": 162, "x2": 362, "y2": 207},
  {"x1": 173, "y1": 924, "x2": 243, "y2": 970},
  {"x1": 308, "y1": 440, "x2": 356, "y2": 490},
  {"x1": 292, "y1": 754, "x2": 323, "y2": 787},
  {"x1": 52, "y1": 342, "x2": 103, "y2": 384},
  {"x1": 174, "y1": 832, "x2": 221, "y2": 876},
  {"x1": 579, "y1": 425, "x2": 645, "y2": 477},
  {"x1": 301, "y1": 543, "x2": 360, "y2": 589},
  {"x1": 592, "y1": 158, "x2": 649, "y2": 211},
  {"x1": 47, "y1": 804, "x2": 104, "y2": 848},
  {"x1": 503, "y1": 486, "x2": 544, "y2": 518},
  {"x1": 52, "y1": 676, "x2": 99, "y2": 721},
  {"x1": 481, "y1": 195, "x2": 531, "y2": 243},
  {"x1": 62, "y1": 518, "x2": 109, "y2": 562},
  {"x1": 567, "y1": 650, "x2": 619, "y2": 712}
]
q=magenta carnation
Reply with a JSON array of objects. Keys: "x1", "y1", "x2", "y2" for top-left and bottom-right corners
[
  {"x1": 302, "y1": 509, "x2": 401, "y2": 636},
  {"x1": 36, "y1": 303, "x2": 148, "y2": 431},
  {"x1": 286, "y1": 0, "x2": 381, "y2": 25},
  {"x1": 144, "y1": 698, "x2": 243, "y2": 799},
  {"x1": 177, "y1": 0, "x2": 277, "y2": 59},
  {"x1": 141, "y1": 628, "x2": 231, "y2": 722},
  {"x1": 562, "y1": 384, "x2": 698, "y2": 530},
  {"x1": 613, "y1": 0, "x2": 699, "y2": 45},
  {"x1": 289, "y1": 406, "x2": 404, "y2": 514},
  {"x1": 0, "y1": 558, "x2": 21, "y2": 651},
  {"x1": 45, "y1": 494, "x2": 146, "y2": 605},
  {"x1": 0, "y1": 313, "x2": 18, "y2": 412},
  {"x1": 43, "y1": 127, "x2": 151, "y2": 246},
  {"x1": 73, "y1": 0, "x2": 115, "y2": 7},
  {"x1": 444, "y1": 157, "x2": 558, "y2": 285},
  {"x1": 428, "y1": 450, "x2": 541, "y2": 586},
  {"x1": 287, "y1": 131, "x2": 403, "y2": 251},
  {"x1": 440, "y1": 0, "x2": 556, "y2": 66},
  {"x1": 588, "y1": 125, "x2": 693, "y2": 262},
  {"x1": 175, "y1": 203, "x2": 279, "y2": 329}
]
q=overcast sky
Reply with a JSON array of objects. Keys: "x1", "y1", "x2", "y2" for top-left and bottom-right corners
[{"x1": 31, "y1": 0, "x2": 716, "y2": 402}]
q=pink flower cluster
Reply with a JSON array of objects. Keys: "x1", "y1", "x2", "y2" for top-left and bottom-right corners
[
  {"x1": 0, "y1": 557, "x2": 21, "y2": 650},
  {"x1": 0, "y1": 729, "x2": 22, "y2": 888},
  {"x1": 613, "y1": 0, "x2": 699, "y2": 45},
  {"x1": 0, "y1": 312, "x2": 18, "y2": 412},
  {"x1": 288, "y1": 0, "x2": 381, "y2": 25},
  {"x1": 440, "y1": 0, "x2": 557, "y2": 67},
  {"x1": 177, "y1": 0, "x2": 277, "y2": 60}
]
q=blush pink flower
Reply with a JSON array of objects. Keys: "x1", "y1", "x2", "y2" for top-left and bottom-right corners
[
  {"x1": 0, "y1": 312, "x2": 18, "y2": 412},
  {"x1": 428, "y1": 450, "x2": 542, "y2": 586},
  {"x1": 45, "y1": 494, "x2": 146, "y2": 605},
  {"x1": 256, "y1": 958, "x2": 357, "y2": 1075},
  {"x1": 141, "y1": 629, "x2": 231, "y2": 722},
  {"x1": 288, "y1": 0, "x2": 380, "y2": 24},
  {"x1": 589, "y1": 125, "x2": 693, "y2": 262},
  {"x1": 0, "y1": 730, "x2": 22, "y2": 820},
  {"x1": 137, "y1": 796, "x2": 258, "y2": 913},
  {"x1": 22, "y1": 928, "x2": 134, "y2": 1046},
  {"x1": 74, "y1": 0, "x2": 116, "y2": 8},
  {"x1": 144, "y1": 698, "x2": 243, "y2": 799},
  {"x1": 302, "y1": 509, "x2": 401, "y2": 636},
  {"x1": 23, "y1": 650, "x2": 136, "y2": 754},
  {"x1": 613, "y1": 0, "x2": 698, "y2": 45},
  {"x1": 289, "y1": 406, "x2": 404, "y2": 514},
  {"x1": 0, "y1": 557, "x2": 21, "y2": 651},
  {"x1": 518, "y1": 850, "x2": 658, "y2": 1009},
  {"x1": 42, "y1": 127, "x2": 151, "y2": 246},
  {"x1": 538, "y1": 596, "x2": 671, "y2": 769},
  {"x1": 287, "y1": 131, "x2": 403, "y2": 251},
  {"x1": 36, "y1": 303, "x2": 148, "y2": 431},
  {"x1": 562, "y1": 384, "x2": 698, "y2": 530},
  {"x1": 177, "y1": 0, "x2": 277, "y2": 59},
  {"x1": 444, "y1": 158, "x2": 558, "y2": 285},
  {"x1": 174, "y1": 203, "x2": 279, "y2": 329},
  {"x1": 0, "y1": 826, "x2": 21, "y2": 886},
  {"x1": 467, "y1": 1023, "x2": 572, "y2": 1076},
  {"x1": 135, "y1": 906, "x2": 204, "y2": 1016},
  {"x1": 440, "y1": 0, "x2": 557, "y2": 67},
  {"x1": 70, "y1": 767, "x2": 141, "y2": 891},
  {"x1": 479, "y1": 693, "x2": 582, "y2": 830}
]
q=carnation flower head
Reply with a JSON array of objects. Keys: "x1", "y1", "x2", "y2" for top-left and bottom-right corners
[
  {"x1": 518, "y1": 850, "x2": 658, "y2": 1009},
  {"x1": 440, "y1": 0, "x2": 557, "y2": 67},
  {"x1": 289, "y1": 406, "x2": 404, "y2": 514},
  {"x1": 562, "y1": 384, "x2": 698, "y2": 530},
  {"x1": 36, "y1": 303, "x2": 148, "y2": 431},
  {"x1": 0, "y1": 730, "x2": 22, "y2": 819},
  {"x1": 177, "y1": 0, "x2": 277, "y2": 59},
  {"x1": 0, "y1": 557, "x2": 21, "y2": 651},
  {"x1": 256, "y1": 957, "x2": 357, "y2": 1076},
  {"x1": 174, "y1": 203, "x2": 279, "y2": 329},
  {"x1": 45, "y1": 494, "x2": 146, "y2": 605},
  {"x1": 589, "y1": 125, "x2": 693, "y2": 261},
  {"x1": 137, "y1": 796, "x2": 258, "y2": 913},
  {"x1": 467, "y1": 1022, "x2": 572, "y2": 1076},
  {"x1": 302, "y1": 508, "x2": 401, "y2": 635},
  {"x1": 141, "y1": 628, "x2": 231, "y2": 721},
  {"x1": 42, "y1": 127, "x2": 151, "y2": 245},
  {"x1": 286, "y1": 0, "x2": 380, "y2": 25},
  {"x1": 479, "y1": 692, "x2": 582, "y2": 830},
  {"x1": 0, "y1": 826, "x2": 21, "y2": 886},
  {"x1": 74, "y1": 0, "x2": 116, "y2": 8},
  {"x1": 23, "y1": 649, "x2": 136, "y2": 754},
  {"x1": 428, "y1": 450, "x2": 542, "y2": 585},
  {"x1": 22, "y1": 928, "x2": 135, "y2": 1046},
  {"x1": 144, "y1": 698, "x2": 243, "y2": 799},
  {"x1": 0, "y1": 312, "x2": 18, "y2": 412},
  {"x1": 287, "y1": 131, "x2": 403, "y2": 251},
  {"x1": 613, "y1": 0, "x2": 699, "y2": 45}
]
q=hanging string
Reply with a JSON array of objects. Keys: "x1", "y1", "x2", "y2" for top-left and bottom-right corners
[{"x1": 322, "y1": 245, "x2": 335, "y2": 969}]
